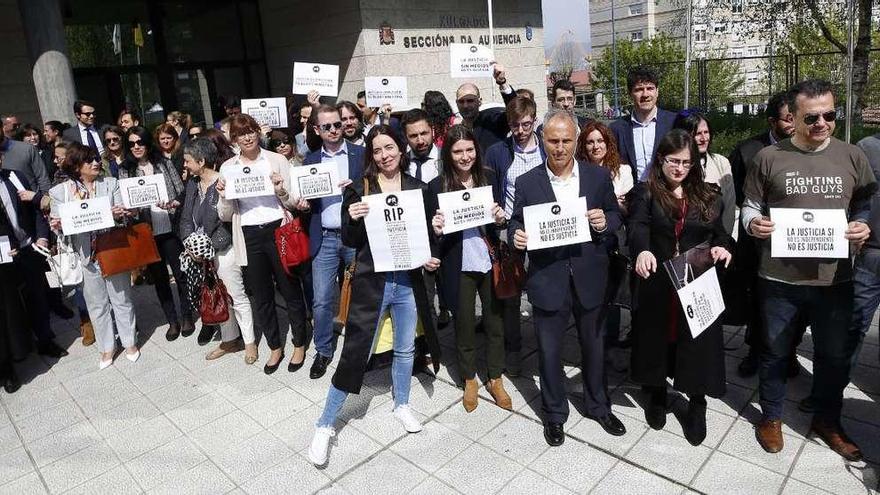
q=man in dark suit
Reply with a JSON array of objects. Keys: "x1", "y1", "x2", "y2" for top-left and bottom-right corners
[
  {"x1": 300, "y1": 104, "x2": 365, "y2": 379},
  {"x1": 509, "y1": 109, "x2": 625, "y2": 446},
  {"x1": 0, "y1": 162, "x2": 67, "y2": 359},
  {"x1": 454, "y1": 63, "x2": 517, "y2": 155},
  {"x1": 609, "y1": 66, "x2": 677, "y2": 184},
  {"x1": 62, "y1": 100, "x2": 104, "y2": 156},
  {"x1": 728, "y1": 91, "x2": 800, "y2": 378},
  {"x1": 536, "y1": 79, "x2": 593, "y2": 138}
]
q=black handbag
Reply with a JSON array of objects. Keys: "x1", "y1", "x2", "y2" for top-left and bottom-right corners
[{"x1": 607, "y1": 251, "x2": 633, "y2": 309}]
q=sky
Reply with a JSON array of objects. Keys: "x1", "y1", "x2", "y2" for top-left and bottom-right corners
[{"x1": 542, "y1": 0, "x2": 591, "y2": 57}]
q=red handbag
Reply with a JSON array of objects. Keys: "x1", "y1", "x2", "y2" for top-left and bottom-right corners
[
  {"x1": 274, "y1": 210, "x2": 310, "y2": 274},
  {"x1": 200, "y1": 262, "x2": 230, "y2": 325},
  {"x1": 484, "y1": 238, "x2": 527, "y2": 299}
]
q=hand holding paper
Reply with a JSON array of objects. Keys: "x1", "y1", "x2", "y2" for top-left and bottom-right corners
[
  {"x1": 432, "y1": 210, "x2": 445, "y2": 236},
  {"x1": 710, "y1": 246, "x2": 732, "y2": 268},
  {"x1": 513, "y1": 229, "x2": 528, "y2": 250},
  {"x1": 748, "y1": 216, "x2": 775, "y2": 239},
  {"x1": 845, "y1": 221, "x2": 870, "y2": 247}
]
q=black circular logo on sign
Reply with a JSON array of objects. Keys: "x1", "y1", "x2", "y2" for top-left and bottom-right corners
[
  {"x1": 686, "y1": 305, "x2": 694, "y2": 319},
  {"x1": 551, "y1": 205, "x2": 561, "y2": 215},
  {"x1": 381, "y1": 78, "x2": 389, "y2": 85},
  {"x1": 386, "y1": 195, "x2": 398, "y2": 207},
  {"x1": 243, "y1": 167, "x2": 251, "y2": 174},
  {"x1": 462, "y1": 192, "x2": 471, "y2": 201},
  {"x1": 309, "y1": 167, "x2": 317, "y2": 174},
  {"x1": 802, "y1": 211, "x2": 815, "y2": 222},
  {"x1": 312, "y1": 65, "x2": 320, "y2": 73},
  {"x1": 137, "y1": 179, "x2": 145, "y2": 186},
  {"x1": 469, "y1": 45, "x2": 478, "y2": 53},
  {"x1": 80, "y1": 202, "x2": 89, "y2": 210},
  {"x1": 259, "y1": 100, "x2": 267, "y2": 108}
]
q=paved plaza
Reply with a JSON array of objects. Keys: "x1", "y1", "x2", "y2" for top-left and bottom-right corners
[{"x1": 0, "y1": 285, "x2": 878, "y2": 495}]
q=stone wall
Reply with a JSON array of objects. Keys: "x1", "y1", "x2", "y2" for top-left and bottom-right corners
[{"x1": 0, "y1": 0, "x2": 43, "y2": 125}]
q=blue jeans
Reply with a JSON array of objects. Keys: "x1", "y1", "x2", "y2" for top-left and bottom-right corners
[
  {"x1": 312, "y1": 231, "x2": 356, "y2": 358},
  {"x1": 758, "y1": 279, "x2": 853, "y2": 421},
  {"x1": 317, "y1": 272, "x2": 418, "y2": 427},
  {"x1": 850, "y1": 258, "x2": 880, "y2": 369}
]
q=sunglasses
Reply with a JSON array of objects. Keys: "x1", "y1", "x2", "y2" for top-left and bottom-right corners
[
  {"x1": 803, "y1": 111, "x2": 836, "y2": 125},
  {"x1": 274, "y1": 138, "x2": 292, "y2": 145},
  {"x1": 106, "y1": 137, "x2": 120, "y2": 143},
  {"x1": 318, "y1": 122, "x2": 343, "y2": 132},
  {"x1": 79, "y1": 112, "x2": 95, "y2": 117},
  {"x1": 128, "y1": 139, "x2": 145, "y2": 147}
]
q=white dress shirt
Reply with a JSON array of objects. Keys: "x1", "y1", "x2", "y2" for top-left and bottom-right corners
[
  {"x1": 320, "y1": 141, "x2": 350, "y2": 230},
  {"x1": 407, "y1": 144, "x2": 440, "y2": 184},
  {"x1": 546, "y1": 162, "x2": 580, "y2": 202},
  {"x1": 78, "y1": 123, "x2": 104, "y2": 155},
  {"x1": 631, "y1": 109, "x2": 658, "y2": 182},
  {"x1": 233, "y1": 151, "x2": 284, "y2": 226}
]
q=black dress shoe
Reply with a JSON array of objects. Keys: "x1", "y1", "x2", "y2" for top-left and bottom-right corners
[
  {"x1": 645, "y1": 402, "x2": 667, "y2": 430},
  {"x1": 589, "y1": 413, "x2": 626, "y2": 436},
  {"x1": 309, "y1": 354, "x2": 332, "y2": 379},
  {"x1": 288, "y1": 353, "x2": 306, "y2": 372},
  {"x1": 181, "y1": 318, "x2": 196, "y2": 338},
  {"x1": 36, "y1": 340, "x2": 68, "y2": 358},
  {"x1": 543, "y1": 422, "x2": 565, "y2": 446},
  {"x1": 264, "y1": 352, "x2": 285, "y2": 375},
  {"x1": 197, "y1": 324, "x2": 216, "y2": 345},
  {"x1": 165, "y1": 322, "x2": 181, "y2": 341},
  {"x1": 3, "y1": 373, "x2": 21, "y2": 394},
  {"x1": 683, "y1": 400, "x2": 707, "y2": 446},
  {"x1": 737, "y1": 351, "x2": 759, "y2": 377}
]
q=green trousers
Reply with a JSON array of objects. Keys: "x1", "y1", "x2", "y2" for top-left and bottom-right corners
[{"x1": 456, "y1": 271, "x2": 504, "y2": 380}]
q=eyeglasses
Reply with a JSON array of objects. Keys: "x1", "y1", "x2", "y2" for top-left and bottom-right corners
[
  {"x1": 236, "y1": 131, "x2": 259, "y2": 142},
  {"x1": 663, "y1": 157, "x2": 692, "y2": 169},
  {"x1": 509, "y1": 120, "x2": 534, "y2": 131},
  {"x1": 456, "y1": 97, "x2": 479, "y2": 105},
  {"x1": 128, "y1": 139, "x2": 145, "y2": 147},
  {"x1": 803, "y1": 111, "x2": 836, "y2": 125},
  {"x1": 318, "y1": 122, "x2": 343, "y2": 132},
  {"x1": 106, "y1": 137, "x2": 120, "y2": 143}
]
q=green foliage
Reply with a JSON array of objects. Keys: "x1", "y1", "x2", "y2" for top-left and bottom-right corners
[{"x1": 592, "y1": 33, "x2": 744, "y2": 112}]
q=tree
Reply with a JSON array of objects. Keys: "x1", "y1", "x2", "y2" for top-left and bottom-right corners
[{"x1": 591, "y1": 33, "x2": 744, "y2": 112}]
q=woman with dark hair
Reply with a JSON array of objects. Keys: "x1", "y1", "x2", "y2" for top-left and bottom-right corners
[
  {"x1": 308, "y1": 124, "x2": 442, "y2": 466},
  {"x1": 16, "y1": 124, "x2": 55, "y2": 181},
  {"x1": 422, "y1": 90, "x2": 455, "y2": 147},
  {"x1": 215, "y1": 114, "x2": 309, "y2": 372},
  {"x1": 672, "y1": 111, "x2": 735, "y2": 235},
  {"x1": 43, "y1": 121, "x2": 68, "y2": 146},
  {"x1": 120, "y1": 126, "x2": 193, "y2": 341},
  {"x1": 628, "y1": 129, "x2": 733, "y2": 446},
  {"x1": 429, "y1": 125, "x2": 510, "y2": 412},
  {"x1": 48, "y1": 143, "x2": 138, "y2": 369},
  {"x1": 201, "y1": 128, "x2": 235, "y2": 165},
  {"x1": 269, "y1": 130, "x2": 302, "y2": 166},
  {"x1": 180, "y1": 137, "x2": 255, "y2": 362},
  {"x1": 100, "y1": 126, "x2": 126, "y2": 178}
]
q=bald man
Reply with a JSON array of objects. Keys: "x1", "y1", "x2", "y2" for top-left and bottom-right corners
[
  {"x1": 454, "y1": 64, "x2": 518, "y2": 154},
  {"x1": 509, "y1": 109, "x2": 625, "y2": 446}
]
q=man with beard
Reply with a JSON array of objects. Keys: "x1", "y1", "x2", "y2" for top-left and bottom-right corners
[
  {"x1": 338, "y1": 101, "x2": 366, "y2": 147},
  {"x1": 609, "y1": 66, "x2": 677, "y2": 184}
]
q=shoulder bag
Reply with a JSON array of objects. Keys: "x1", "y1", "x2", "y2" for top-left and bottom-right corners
[
  {"x1": 200, "y1": 260, "x2": 230, "y2": 325},
  {"x1": 274, "y1": 209, "x2": 310, "y2": 275},
  {"x1": 95, "y1": 222, "x2": 161, "y2": 277},
  {"x1": 483, "y1": 237, "x2": 526, "y2": 300},
  {"x1": 335, "y1": 178, "x2": 367, "y2": 324}
]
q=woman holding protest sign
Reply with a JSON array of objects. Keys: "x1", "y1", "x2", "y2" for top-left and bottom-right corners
[
  {"x1": 48, "y1": 143, "x2": 138, "y2": 369},
  {"x1": 628, "y1": 129, "x2": 732, "y2": 446},
  {"x1": 429, "y1": 125, "x2": 511, "y2": 413},
  {"x1": 308, "y1": 124, "x2": 442, "y2": 466},
  {"x1": 120, "y1": 126, "x2": 193, "y2": 342}
]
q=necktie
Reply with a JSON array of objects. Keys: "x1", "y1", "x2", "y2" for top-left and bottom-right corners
[
  {"x1": 412, "y1": 155, "x2": 428, "y2": 182},
  {"x1": 85, "y1": 127, "x2": 100, "y2": 155}
]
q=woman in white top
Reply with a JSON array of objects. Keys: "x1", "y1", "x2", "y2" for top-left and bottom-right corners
[
  {"x1": 672, "y1": 111, "x2": 736, "y2": 236},
  {"x1": 216, "y1": 114, "x2": 309, "y2": 374}
]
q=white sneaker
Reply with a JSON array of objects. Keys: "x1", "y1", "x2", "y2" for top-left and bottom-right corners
[
  {"x1": 308, "y1": 426, "x2": 335, "y2": 466},
  {"x1": 393, "y1": 404, "x2": 422, "y2": 433}
]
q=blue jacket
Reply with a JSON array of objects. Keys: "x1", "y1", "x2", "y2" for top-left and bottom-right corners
[
  {"x1": 484, "y1": 136, "x2": 547, "y2": 212},
  {"x1": 508, "y1": 161, "x2": 621, "y2": 312},
  {"x1": 0, "y1": 170, "x2": 49, "y2": 246},
  {"x1": 609, "y1": 108, "x2": 677, "y2": 183},
  {"x1": 302, "y1": 144, "x2": 366, "y2": 257}
]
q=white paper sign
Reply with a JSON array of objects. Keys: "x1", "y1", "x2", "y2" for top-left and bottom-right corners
[
  {"x1": 241, "y1": 97, "x2": 289, "y2": 128},
  {"x1": 770, "y1": 207, "x2": 849, "y2": 259},
  {"x1": 364, "y1": 77, "x2": 408, "y2": 107},
  {"x1": 290, "y1": 162, "x2": 341, "y2": 200},
  {"x1": 292, "y1": 62, "x2": 339, "y2": 97},
  {"x1": 450, "y1": 43, "x2": 494, "y2": 79},
  {"x1": 523, "y1": 197, "x2": 591, "y2": 250},
  {"x1": 676, "y1": 267, "x2": 726, "y2": 339},
  {"x1": 59, "y1": 196, "x2": 115, "y2": 235},
  {"x1": 222, "y1": 162, "x2": 275, "y2": 199},
  {"x1": 437, "y1": 186, "x2": 495, "y2": 234},
  {"x1": 0, "y1": 236, "x2": 12, "y2": 264},
  {"x1": 363, "y1": 189, "x2": 431, "y2": 272},
  {"x1": 119, "y1": 174, "x2": 169, "y2": 209}
]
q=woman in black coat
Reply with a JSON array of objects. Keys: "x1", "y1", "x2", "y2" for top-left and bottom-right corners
[
  {"x1": 308, "y1": 125, "x2": 442, "y2": 467},
  {"x1": 429, "y1": 125, "x2": 510, "y2": 413},
  {"x1": 629, "y1": 129, "x2": 733, "y2": 446}
]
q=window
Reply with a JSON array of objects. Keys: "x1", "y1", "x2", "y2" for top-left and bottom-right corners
[
  {"x1": 747, "y1": 45, "x2": 759, "y2": 56},
  {"x1": 631, "y1": 31, "x2": 643, "y2": 41},
  {"x1": 714, "y1": 23, "x2": 726, "y2": 34},
  {"x1": 695, "y1": 29, "x2": 707, "y2": 43},
  {"x1": 731, "y1": 0, "x2": 743, "y2": 13},
  {"x1": 629, "y1": 3, "x2": 643, "y2": 15},
  {"x1": 730, "y1": 48, "x2": 743, "y2": 58},
  {"x1": 746, "y1": 71, "x2": 759, "y2": 83}
]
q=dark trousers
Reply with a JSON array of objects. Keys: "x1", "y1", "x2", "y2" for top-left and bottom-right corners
[
  {"x1": 146, "y1": 233, "x2": 191, "y2": 325},
  {"x1": 758, "y1": 279, "x2": 852, "y2": 422},
  {"x1": 242, "y1": 220, "x2": 307, "y2": 350},
  {"x1": 502, "y1": 295, "x2": 522, "y2": 353},
  {"x1": 14, "y1": 246, "x2": 54, "y2": 342},
  {"x1": 533, "y1": 277, "x2": 609, "y2": 423},
  {"x1": 456, "y1": 271, "x2": 504, "y2": 380}
]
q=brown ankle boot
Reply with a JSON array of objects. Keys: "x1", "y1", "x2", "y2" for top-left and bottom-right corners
[
  {"x1": 487, "y1": 378, "x2": 513, "y2": 410},
  {"x1": 463, "y1": 378, "x2": 479, "y2": 412},
  {"x1": 80, "y1": 320, "x2": 95, "y2": 347}
]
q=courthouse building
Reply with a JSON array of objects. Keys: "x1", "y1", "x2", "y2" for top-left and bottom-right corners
[{"x1": 2, "y1": 0, "x2": 546, "y2": 127}]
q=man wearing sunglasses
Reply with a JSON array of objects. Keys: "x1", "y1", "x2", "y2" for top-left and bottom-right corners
[
  {"x1": 62, "y1": 100, "x2": 104, "y2": 156},
  {"x1": 301, "y1": 104, "x2": 364, "y2": 380},
  {"x1": 454, "y1": 63, "x2": 518, "y2": 155},
  {"x1": 742, "y1": 79, "x2": 876, "y2": 461}
]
